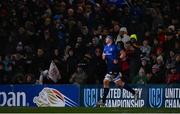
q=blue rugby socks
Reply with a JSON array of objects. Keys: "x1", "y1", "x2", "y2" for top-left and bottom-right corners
[
  {"x1": 102, "y1": 88, "x2": 109, "y2": 103},
  {"x1": 123, "y1": 83, "x2": 135, "y2": 95}
]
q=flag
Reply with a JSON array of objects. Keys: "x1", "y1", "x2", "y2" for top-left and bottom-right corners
[{"x1": 48, "y1": 61, "x2": 61, "y2": 83}]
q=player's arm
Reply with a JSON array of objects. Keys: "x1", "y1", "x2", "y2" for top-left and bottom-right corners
[
  {"x1": 102, "y1": 53, "x2": 106, "y2": 60},
  {"x1": 120, "y1": 49, "x2": 126, "y2": 59},
  {"x1": 102, "y1": 46, "x2": 106, "y2": 60}
]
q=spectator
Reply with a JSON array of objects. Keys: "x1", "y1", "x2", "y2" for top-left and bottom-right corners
[
  {"x1": 140, "y1": 57, "x2": 151, "y2": 74},
  {"x1": 69, "y1": 64, "x2": 88, "y2": 85},
  {"x1": 25, "y1": 73, "x2": 35, "y2": 84},
  {"x1": 63, "y1": 45, "x2": 71, "y2": 61},
  {"x1": 164, "y1": 26, "x2": 176, "y2": 52},
  {"x1": 80, "y1": 52, "x2": 97, "y2": 84},
  {"x1": 118, "y1": 43, "x2": 130, "y2": 83},
  {"x1": 12, "y1": 73, "x2": 24, "y2": 84},
  {"x1": 115, "y1": 27, "x2": 130, "y2": 46},
  {"x1": 157, "y1": 26, "x2": 165, "y2": 47},
  {"x1": 166, "y1": 66, "x2": 180, "y2": 84},
  {"x1": 140, "y1": 40, "x2": 151, "y2": 57},
  {"x1": 149, "y1": 55, "x2": 166, "y2": 83},
  {"x1": 12, "y1": 53, "x2": 25, "y2": 76},
  {"x1": 156, "y1": 47, "x2": 164, "y2": 57},
  {"x1": 66, "y1": 48, "x2": 78, "y2": 81},
  {"x1": 151, "y1": 38, "x2": 159, "y2": 54},
  {"x1": 74, "y1": 36, "x2": 86, "y2": 60},
  {"x1": 31, "y1": 48, "x2": 49, "y2": 79},
  {"x1": 165, "y1": 50, "x2": 176, "y2": 71},
  {"x1": 128, "y1": 34, "x2": 141, "y2": 83},
  {"x1": 93, "y1": 48, "x2": 106, "y2": 84},
  {"x1": 148, "y1": 64, "x2": 160, "y2": 84},
  {"x1": 132, "y1": 67, "x2": 148, "y2": 84}
]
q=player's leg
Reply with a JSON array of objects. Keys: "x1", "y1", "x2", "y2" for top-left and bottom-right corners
[
  {"x1": 114, "y1": 73, "x2": 138, "y2": 101},
  {"x1": 102, "y1": 79, "x2": 110, "y2": 104},
  {"x1": 96, "y1": 74, "x2": 111, "y2": 107},
  {"x1": 115, "y1": 79, "x2": 135, "y2": 95}
]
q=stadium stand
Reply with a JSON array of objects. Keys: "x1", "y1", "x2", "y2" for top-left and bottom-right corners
[{"x1": 0, "y1": 0, "x2": 179, "y2": 84}]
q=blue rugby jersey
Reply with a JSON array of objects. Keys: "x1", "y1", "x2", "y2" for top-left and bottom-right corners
[{"x1": 103, "y1": 43, "x2": 121, "y2": 73}]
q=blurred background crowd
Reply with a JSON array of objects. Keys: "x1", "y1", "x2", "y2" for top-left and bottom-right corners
[{"x1": 0, "y1": 0, "x2": 179, "y2": 85}]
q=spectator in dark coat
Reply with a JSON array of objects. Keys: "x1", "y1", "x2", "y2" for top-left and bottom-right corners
[
  {"x1": 149, "y1": 55, "x2": 166, "y2": 83},
  {"x1": 31, "y1": 48, "x2": 49, "y2": 79},
  {"x1": 93, "y1": 48, "x2": 106, "y2": 84},
  {"x1": 66, "y1": 48, "x2": 78, "y2": 83}
]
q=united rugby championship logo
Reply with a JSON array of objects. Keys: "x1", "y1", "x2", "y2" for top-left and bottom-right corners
[
  {"x1": 149, "y1": 88, "x2": 163, "y2": 108},
  {"x1": 83, "y1": 88, "x2": 98, "y2": 107}
]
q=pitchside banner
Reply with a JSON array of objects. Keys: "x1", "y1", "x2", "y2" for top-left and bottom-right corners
[
  {"x1": 81, "y1": 85, "x2": 180, "y2": 108},
  {"x1": 0, "y1": 84, "x2": 179, "y2": 108},
  {"x1": 0, "y1": 85, "x2": 79, "y2": 107},
  {"x1": 148, "y1": 85, "x2": 180, "y2": 108}
]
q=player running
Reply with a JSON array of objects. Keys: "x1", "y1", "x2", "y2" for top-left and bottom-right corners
[{"x1": 96, "y1": 35, "x2": 138, "y2": 107}]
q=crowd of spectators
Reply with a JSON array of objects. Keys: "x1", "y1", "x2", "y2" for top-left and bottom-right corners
[{"x1": 0, "y1": 0, "x2": 179, "y2": 85}]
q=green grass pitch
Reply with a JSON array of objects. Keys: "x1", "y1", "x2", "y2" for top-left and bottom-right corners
[{"x1": 0, "y1": 107, "x2": 180, "y2": 113}]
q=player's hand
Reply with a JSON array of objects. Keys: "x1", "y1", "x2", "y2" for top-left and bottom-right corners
[{"x1": 113, "y1": 59, "x2": 118, "y2": 64}]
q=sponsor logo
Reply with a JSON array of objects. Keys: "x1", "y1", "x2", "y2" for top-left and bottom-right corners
[
  {"x1": 84, "y1": 88, "x2": 98, "y2": 107},
  {"x1": 83, "y1": 88, "x2": 144, "y2": 108},
  {"x1": 0, "y1": 92, "x2": 27, "y2": 106},
  {"x1": 149, "y1": 88, "x2": 163, "y2": 108},
  {"x1": 33, "y1": 87, "x2": 78, "y2": 107}
]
